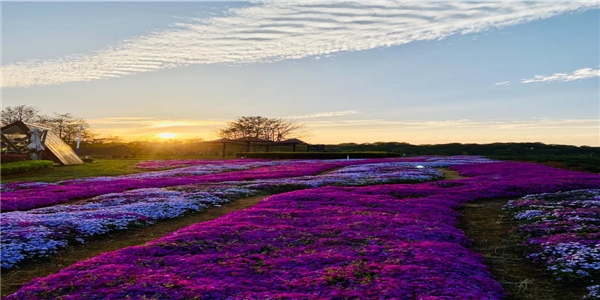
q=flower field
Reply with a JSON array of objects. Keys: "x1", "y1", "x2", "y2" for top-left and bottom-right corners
[
  {"x1": 2, "y1": 156, "x2": 600, "y2": 299},
  {"x1": 503, "y1": 189, "x2": 600, "y2": 299},
  {"x1": 0, "y1": 156, "x2": 492, "y2": 212},
  {"x1": 0, "y1": 159, "x2": 455, "y2": 269}
]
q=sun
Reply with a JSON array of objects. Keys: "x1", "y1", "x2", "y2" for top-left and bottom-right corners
[{"x1": 157, "y1": 132, "x2": 177, "y2": 139}]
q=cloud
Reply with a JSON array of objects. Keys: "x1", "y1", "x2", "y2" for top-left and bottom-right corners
[
  {"x1": 521, "y1": 67, "x2": 600, "y2": 83},
  {"x1": 3, "y1": 1, "x2": 597, "y2": 88},
  {"x1": 286, "y1": 110, "x2": 360, "y2": 119},
  {"x1": 88, "y1": 117, "x2": 225, "y2": 128},
  {"x1": 495, "y1": 81, "x2": 510, "y2": 86}
]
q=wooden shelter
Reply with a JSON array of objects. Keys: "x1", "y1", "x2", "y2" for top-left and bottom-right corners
[
  {"x1": 277, "y1": 138, "x2": 309, "y2": 152},
  {"x1": 1, "y1": 121, "x2": 83, "y2": 165},
  {"x1": 206, "y1": 137, "x2": 309, "y2": 158},
  {"x1": 206, "y1": 138, "x2": 235, "y2": 158},
  {"x1": 232, "y1": 137, "x2": 272, "y2": 152}
]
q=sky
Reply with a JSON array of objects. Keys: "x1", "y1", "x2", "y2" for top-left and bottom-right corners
[{"x1": 1, "y1": 1, "x2": 599, "y2": 146}]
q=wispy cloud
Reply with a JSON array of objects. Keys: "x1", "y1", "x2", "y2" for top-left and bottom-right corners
[
  {"x1": 3, "y1": 1, "x2": 597, "y2": 88},
  {"x1": 521, "y1": 67, "x2": 600, "y2": 83},
  {"x1": 88, "y1": 117, "x2": 225, "y2": 128},
  {"x1": 495, "y1": 81, "x2": 510, "y2": 86},
  {"x1": 286, "y1": 110, "x2": 359, "y2": 119}
]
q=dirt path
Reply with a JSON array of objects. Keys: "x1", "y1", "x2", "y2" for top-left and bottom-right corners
[
  {"x1": 457, "y1": 198, "x2": 587, "y2": 300},
  {"x1": 1, "y1": 195, "x2": 268, "y2": 297}
]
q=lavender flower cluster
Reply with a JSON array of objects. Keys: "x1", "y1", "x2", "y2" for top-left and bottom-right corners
[
  {"x1": 1, "y1": 188, "x2": 229, "y2": 269},
  {"x1": 504, "y1": 189, "x2": 600, "y2": 299},
  {"x1": 6, "y1": 161, "x2": 600, "y2": 299}
]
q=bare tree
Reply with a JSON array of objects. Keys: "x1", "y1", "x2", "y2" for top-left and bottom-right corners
[
  {"x1": 216, "y1": 116, "x2": 307, "y2": 141},
  {"x1": 1, "y1": 105, "x2": 40, "y2": 125},
  {"x1": 36, "y1": 113, "x2": 90, "y2": 143}
]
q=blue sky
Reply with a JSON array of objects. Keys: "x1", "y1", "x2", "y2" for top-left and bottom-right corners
[{"x1": 2, "y1": 1, "x2": 599, "y2": 145}]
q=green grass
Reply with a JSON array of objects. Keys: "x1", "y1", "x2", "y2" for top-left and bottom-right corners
[
  {"x1": 0, "y1": 156, "x2": 239, "y2": 184},
  {"x1": 1, "y1": 159, "x2": 143, "y2": 183}
]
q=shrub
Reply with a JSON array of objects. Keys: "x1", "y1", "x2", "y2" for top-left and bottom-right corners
[
  {"x1": 0, "y1": 154, "x2": 28, "y2": 164},
  {"x1": 235, "y1": 152, "x2": 401, "y2": 159},
  {"x1": 0, "y1": 160, "x2": 54, "y2": 175}
]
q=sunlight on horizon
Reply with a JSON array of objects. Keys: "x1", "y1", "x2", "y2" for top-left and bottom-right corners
[{"x1": 157, "y1": 132, "x2": 177, "y2": 139}]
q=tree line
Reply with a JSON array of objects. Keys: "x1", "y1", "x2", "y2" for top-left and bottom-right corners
[
  {"x1": 1, "y1": 106, "x2": 308, "y2": 149},
  {"x1": 1, "y1": 105, "x2": 91, "y2": 144},
  {"x1": 326, "y1": 142, "x2": 599, "y2": 156},
  {"x1": 215, "y1": 116, "x2": 307, "y2": 141},
  {"x1": 3, "y1": 105, "x2": 596, "y2": 159}
]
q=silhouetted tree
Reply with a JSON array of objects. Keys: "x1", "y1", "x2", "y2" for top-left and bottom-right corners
[
  {"x1": 1, "y1": 105, "x2": 40, "y2": 125},
  {"x1": 36, "y1": 112, "x2": 91, "y2": 143},
  {"x1": 216, "y1": 116, "x2": 307, "y2": 141}
]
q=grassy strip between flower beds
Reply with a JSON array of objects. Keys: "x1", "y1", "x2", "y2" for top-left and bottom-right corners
[
  {"x1": 0, "y1": 158, "x2": 147, "y2": 184},
  {"x1": 458, "y1": 198, "x2": 588, "y2": 300},
  {"x1": 0, "y1": 160, "x2": 54, "y2": 175},
  {"x1": 235, "y1": 151, "x2": 400, "y2": 159}
]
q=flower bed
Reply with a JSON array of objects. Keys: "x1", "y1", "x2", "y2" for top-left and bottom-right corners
[
  {"x1": 1, "y1": 188, "x2": 237, "y2": 269},
  {"x1": 136, "y1": 159, "x2": 269, "y2": 169},
  {"x1": 0, "y1": 160, "x2": 330, "y2": 193},
  {"x1": 5, "y1": 187, "x2": 505, "y2": 299},
  {"x1": 503, "y1": 189, "x2": 600, "y2": 299},
  {"x1": 0, "y1": 160, "x2": 350, "y2": 212},
  {"x1": 243, "y1": 162, "x2": 443, "y2": 192},
  {"x1": 5, "y1": 161, "x2": 600, "y2": 299},
  {"x1": 0, "y1": 156, "x2": 496, "y2": 212}
]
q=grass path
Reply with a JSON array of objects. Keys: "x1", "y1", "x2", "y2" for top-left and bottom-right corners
[
  {"x1": 1, "y1": 159, "x2": 147, "y2": 184},
  {"x1": 458, "y1": 197, "x2": 587, "y2": 300},
  {"x1": 438, "y1": 168, "x2": 586, "y2": 299}
]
